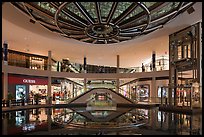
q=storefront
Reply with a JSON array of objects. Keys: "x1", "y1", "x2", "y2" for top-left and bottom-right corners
[{"x1": 8, "y1": 74, "x2": 48, "y2": 102}]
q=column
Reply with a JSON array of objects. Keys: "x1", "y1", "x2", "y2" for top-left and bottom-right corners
[
  {"x1": 198, "y1": 22, "x2": 202, "y2": 108},
  {"x1": 47, "y1": 108, "x2": 52, "y2": 131},
  {"x1": 116, "y1": 55, "x2": 120, "y2": 92},
  {"x1": 47, "y1": 51, "x2": 52, "y2": 104},
  {"x1": 152, "y1": 51, "x2": 156, "y2": 71},
  {"x1": 2, "y1": 117, "x2": 8, "y2": 135},
  {"x1": 151, "y1": 77, "x2": 157, "y2": 103},
  {"x1": 3, "y1": 42, "x2": 8, "y2": 100},
  {"x1": 72, "y1": 83, "x2": 75, "y2": 98},
  {"x1": 83, "y1": 57, "x2": 87, "y2": 92}
]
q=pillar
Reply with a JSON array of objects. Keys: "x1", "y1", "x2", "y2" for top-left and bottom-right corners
[
  {"x1": 83, "y1": 56, "x2": 87, "y2": 92},
  {"x1": 152, "y1": 51, "x2": 156, "y2": 71},
  {"x1": 3, "y1": 42, "x2": 8, "y2": 100},
  {"x1": 47, "y1": 108, "x2": 52, "y2": 131},
  {"x1": 116, "y1": 55, "x2": 120, "y2": 92},
  {"x1": 2, "y1": 117, "x2": 8, "y2": 135},
  {"x1": 198, "y1": 22, "x2": 202, "y2": 108},
  {"x1": 151, "y1": 77, "x2": 157, "y2": 103},
  {"x1": 47, "y1": 51, "x2": 52, "y2": 104}
]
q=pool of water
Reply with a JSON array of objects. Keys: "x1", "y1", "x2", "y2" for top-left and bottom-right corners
[{"x1": 2, "y1": 107, "x2": 202, "y2": 135}]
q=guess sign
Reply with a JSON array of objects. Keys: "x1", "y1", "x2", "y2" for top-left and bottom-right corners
[
  {"x1": 8, "y1": 75, "x2": 48, "y2": 85},
  {"x1": 23, "y1": 79, "x2": 36, "y2": 84}
]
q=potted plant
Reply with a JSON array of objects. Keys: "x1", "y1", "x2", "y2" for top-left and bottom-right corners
[
  {"x1": 7, "y1": 92, "x2": 14, "y2": 107},
  {"x1": 34, "y1": 93, "x2": 41, "y2": 105}
]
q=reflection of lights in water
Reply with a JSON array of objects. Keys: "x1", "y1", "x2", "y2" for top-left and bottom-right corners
[
  {"x1": 22, "y1": 123, "x2": 36, "y2": 131},
  {"x1": 157, "y1": 111, "x2": 165, "y2": 122},
  {"x1": 16, "y1": 111, "x2": 26, "y2": 126}
]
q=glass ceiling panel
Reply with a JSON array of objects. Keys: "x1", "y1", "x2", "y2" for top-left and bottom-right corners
[
  {"x1": 142, "y1": 2, "x2": 157, "y2": 8},
  {"x1": 80, "y1": 2, "x2": 97, "y2": 21},
  {"x1": 151, "y1": 2, "x2": 180, "y2": 20},
  {"x1": 66, "y1": 3, "x2": 86, "y2": 20},
  {"x1": 58, "y1": 12, "x2": 73, "y2": 21},
  {"x1": 35, "y1": 2, "x2": 56, "y2": 14},
  {"x1": 99, "y1": 2, "x2": 113, "y2": 20},
  {"x1": 112, "y1": 2, "x2": 132, "y2": 19},
  {"x1": 124, "y1": 6, "x2": 143, "y2": 21}
]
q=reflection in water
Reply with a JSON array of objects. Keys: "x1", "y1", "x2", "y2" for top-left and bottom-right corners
[{"x1": 2, "y1": 107, "x2": 202, "y2": 135}]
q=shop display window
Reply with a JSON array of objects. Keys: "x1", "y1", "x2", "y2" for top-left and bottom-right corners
[
  {"x1": 136, "y1": 85, "x2": 149, "y2": 102},
  {"x1": 16, "y1": 85, "x2": 26, "y2": 100}
]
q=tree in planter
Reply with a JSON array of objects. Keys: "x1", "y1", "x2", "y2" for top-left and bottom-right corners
[
  {"x1": 34, "y1": 93, "x2": 41, "y2": 105},
  {"x1": 7, "y1": 92, "x2": 14, "y2": 107}
]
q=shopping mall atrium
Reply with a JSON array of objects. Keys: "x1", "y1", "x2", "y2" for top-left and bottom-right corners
[{"x1": 2, "y1": 2, "x2": 202, "y2": 135}]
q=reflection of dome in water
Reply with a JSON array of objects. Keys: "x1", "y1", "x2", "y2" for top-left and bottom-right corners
[{"x1": 11, "y1": 2, "x2": 195, "y2": 44}]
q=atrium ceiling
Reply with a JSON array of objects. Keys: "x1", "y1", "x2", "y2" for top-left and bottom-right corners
[{"x1": 2, "y1": 2, "x2": 202, "y2": 68}]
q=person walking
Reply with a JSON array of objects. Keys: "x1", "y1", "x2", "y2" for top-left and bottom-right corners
[{"x1": 142, "y1": 63, "x2": 145, "y2": 72}]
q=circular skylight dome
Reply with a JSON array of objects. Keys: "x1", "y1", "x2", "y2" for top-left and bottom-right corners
[{"x1": 11, "y1": 2, "x2": 195, "y2": 44}]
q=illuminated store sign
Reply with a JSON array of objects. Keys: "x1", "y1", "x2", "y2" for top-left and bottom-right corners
[
  {"x1": 8, "y1": 75, "x2": 48, "y2": 85},
  {"x1": 23, "y1": 79, "x2": 36, "y2": 84}
]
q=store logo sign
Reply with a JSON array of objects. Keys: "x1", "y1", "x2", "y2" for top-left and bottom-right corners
[{"x1": 23, "y1": 79, "x2": 36, "y2": 84}]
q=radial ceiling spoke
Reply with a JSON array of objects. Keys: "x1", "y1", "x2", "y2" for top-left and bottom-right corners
[
  {"x1": 61, "y1": 9, "x2": 88, "y2": 27},
  {"x1": 95, "y1": 2, "x2": 102, "y2": 24},
  {"x1": 50, "y1": 2, "x2": 59, "y2": 9},
  {"x1": 106, "y1": 2, "x2": 118, "y2": 24},
  {"x1": 112, "y1": 3, "x2": 138, "y2": 25},
  {"x1": 119, "y1": 2, "x2": 165, "y2": 29},
  {"x1": 58, "y1": 20, "x2": 85, "y2": 30},
  {"x1": 74, "y1": 2, "x2": 95, "y2": 25}
]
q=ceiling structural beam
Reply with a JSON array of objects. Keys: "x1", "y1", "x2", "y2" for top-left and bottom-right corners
[
  {"x1": 59, "y1": 22, "x2": 83, "y2": 31},
  {"x1": 121, "y1": 24, "x2": 146, "y2": 32},
  {"x1": 55, "y1": 2, "x2": 78, "y2": 36},
  {"x1": 95, "y1": 2, "x2": 102, "y2": 24},
  {"x1": 165, "y1": 2, "x2": 188, "y2": 24},
  {"x1": 61, "y1": 9, "x2": 88, "y2": 27},
  {"x1": 24, "y1": 3, "x2": 54, "y2": 19},
  {"x1": 117, "y1": 36, "x2": 132, "y2": 40},
  {"x1": 74, "y1": 2, "x2": 95, "y2": 25},
  {"x1": 178, "y1": 2, "x2": 194, "y2": 11},
  {"x1": 61, "y1": 29, "x2": 84, "y2": 34},
  {"x1": 50, "y1": 2, "x2": 59, "y2": 9},
  {"x1": 143, "y1": 25, "x2": 163, "y2": 32},
  {"x1": 22, "y1": 3, "x2": 63, "y2": 33},
  {"x1": 111, "y1": 38, "x2": 120, "y2": 43},
  {"x1": 69, "y1": 34, "x2": 87, "y2": 38},
  {"x1": 119, "y1": 2, "x2": 165, "y2": 29},
  {"x1": 113, "y1": 3, "x2": 139, "y2": 25},
  {"x1": 106, "y1": 2, "x2": 118, "y2": 24},
  {"x1": 58, "y1": 20, "x2": 85, "y2": 30},
  {"x1": 92, "y1": 39, "x2": 98, "y2": 44},
  {"x1": 150, "y1": 10, "x2": 177, "y2": 24},
  {"x1": 120, "y1": 29, "x2": 142, "y2": 34},
  {"x1": 118, "y1": 3, "x2": 151, "y2": 33},
  {"x1": 80, "y1": 37, "x2": 92, "y2": 42},
  {"x1": 120, "y1": 31, "x2": 141, "y2": 36}
]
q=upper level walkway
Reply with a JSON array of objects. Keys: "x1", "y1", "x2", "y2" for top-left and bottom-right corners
[{"x1": 2, "y1": 64, "x2": 169, "y2": 79}]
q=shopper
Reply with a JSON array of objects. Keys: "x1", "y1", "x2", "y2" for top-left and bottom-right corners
[{"x1": 142, "y1": 63, "x2": 145, "y2": 72}]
